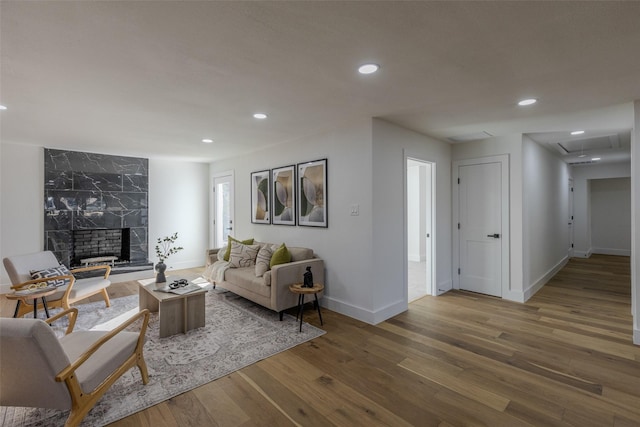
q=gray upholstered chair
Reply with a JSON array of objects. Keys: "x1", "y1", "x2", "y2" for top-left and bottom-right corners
[
  {"x1": 0, "y1": 307, "x2": 150, "y2": 427},
  {"x1": 3, "y1": 251, "x2": 112, "y2": 318}
]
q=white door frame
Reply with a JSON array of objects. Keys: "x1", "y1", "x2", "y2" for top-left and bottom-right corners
[
  {"x1": 452, "y1": 155, "x2": 510, "y2": 296},
  {"x1": 403, "y1": 152, "x2": 437, "y2": 299},
  {"x1": 210, "y1": 170, "x2": 235, "y2": 249}
]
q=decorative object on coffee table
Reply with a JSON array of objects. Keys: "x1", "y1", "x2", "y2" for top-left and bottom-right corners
[{"x1": 154, "y1": 232, "x2": 183, "y2": 283}]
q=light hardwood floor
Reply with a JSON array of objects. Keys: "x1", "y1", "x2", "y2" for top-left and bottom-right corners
[{"x1": 2, "y1": 256, "x2": 639, "y2": 426}]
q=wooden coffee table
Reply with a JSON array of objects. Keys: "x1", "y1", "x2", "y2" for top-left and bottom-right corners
[{"x1": 137, "y1": 276, "x2": 208, "y2": 338}]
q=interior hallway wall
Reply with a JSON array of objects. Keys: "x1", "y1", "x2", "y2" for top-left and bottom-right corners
[
  {"x1": 590, "y1": 178, "x2": 631, "y2": 256},
  {"x1": 572, "y1": 162, "x2": 631, "y2": 258}
]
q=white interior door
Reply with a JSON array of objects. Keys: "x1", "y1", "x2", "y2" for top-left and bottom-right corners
[
  {"x1": 213, "y1": 174, "x2": 234, "y2": 248},
  {"x1": 458, "y1": 162, "x2": 502, "y2": 297}
]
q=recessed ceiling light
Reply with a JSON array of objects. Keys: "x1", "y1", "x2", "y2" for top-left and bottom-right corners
[
  {"x1": 591, "y1": 157, "x2": 601, "y2": 161},
  {"x1": 0, "y1": 105, "x2": 7, "y2": 110},
  {"x1": 518, "y1": 98, "x2": 537, "y2": 106},
  {"x1": 253, "y1": 113, "x2": 267, "y2": 119},
  {"x1": 571, "y1": 130, "x2": 585, "y2": 135},
  {"x1": 202, "y1": 138, "x2": 213, "y2": 144},
  {"x1": 358, "y1": 63, "x2": 380, "y2": 74}
]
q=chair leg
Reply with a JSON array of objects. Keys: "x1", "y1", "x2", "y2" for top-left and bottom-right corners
[
  {"x1": 137, "y1": 352, "x2": 149, "y2": 384},
  {"x1": 101, "y1": 288, "x2": 111, "y2": 307}
]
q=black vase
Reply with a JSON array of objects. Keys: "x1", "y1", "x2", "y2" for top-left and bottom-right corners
[{"x1": 303, "y1": 266, "x2": 313, "y2": 288}]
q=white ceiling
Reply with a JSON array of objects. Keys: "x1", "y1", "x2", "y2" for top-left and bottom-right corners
[{"x1": 1, "y1": 1, "x2": 639, "y2": 163}]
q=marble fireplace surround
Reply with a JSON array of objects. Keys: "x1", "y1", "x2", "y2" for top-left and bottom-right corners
[{"x1": 44, "y1": 148, "x2": 152, "y2": 275}]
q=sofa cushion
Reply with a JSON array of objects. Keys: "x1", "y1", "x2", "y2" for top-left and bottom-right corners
[
  {"x1": 229, "y1": 242, "x2": 260, "y2": 268},
  {"x1": 270, "y1": 243, "x2": 291, "y2": 268},
  {"x1": 288, "y1": 247, "x2": 314, "y2": 262},
  {"x1": 255, "y1": 244, "x2": 276, "y2": 277},
  {"x1": 223, "y1": 267, "x2": 270, "y2": 298},
  {"x1": 263, "y1": 270, "x2": 271, "y2": 286},
  {"x1": 224, "y1": 237, "x2": 254, "y2": 261}
]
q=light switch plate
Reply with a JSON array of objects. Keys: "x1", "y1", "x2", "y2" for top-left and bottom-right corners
[{"x1": 350, "y1": 204, "x2": 359, "y2": 216}]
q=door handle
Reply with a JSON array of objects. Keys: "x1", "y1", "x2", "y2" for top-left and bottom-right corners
[
  {"x1": 487, "y1": 234, "x2": 500, "y2": 238},
  {"x1": 226, "y1": 227, "x2": 233, "y2": 230}
]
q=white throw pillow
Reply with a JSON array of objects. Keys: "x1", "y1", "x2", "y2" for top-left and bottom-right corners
[
  {"x1": 255, "y1": 245, "x2": 275, "y2": 277},
  {"x1": 228, "y1": 241, "x2": 260, "y2": 268}
]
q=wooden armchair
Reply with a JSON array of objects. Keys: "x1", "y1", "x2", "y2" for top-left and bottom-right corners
[
  {"x1": 0, "y1": 307, "x2": 150, "y2": 427},
  {"x1": 3, "y1": 251, "x2": 112, "y2": 318}
]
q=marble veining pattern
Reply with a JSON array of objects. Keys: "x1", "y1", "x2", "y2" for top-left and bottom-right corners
[{"x1": 44, "y1": 148, "x2": 150, "y2": 269}]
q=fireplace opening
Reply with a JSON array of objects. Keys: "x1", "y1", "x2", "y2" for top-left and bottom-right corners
[{"x1": 71, "y1": 228, "x2": 131, "y2": 267}]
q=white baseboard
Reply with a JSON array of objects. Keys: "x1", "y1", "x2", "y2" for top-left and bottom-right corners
[
  {"x1": 435, "y1": 279, "x2": 453, "y2": 295},
  {"x1": 573, "y1": 250, "x2": 592, "y2": 258},
  {"x1": 592, "y1": 248, "x2": 631, "y2": 257},
  {"x1": 523, "y1": 256, "x2": 569, "y2": 301},
  {"x1": 322, "y1": 296, "x2": 407, "y2": 325},
  {"x1": 634, "y1": 328, "x2": 640, "y2": 346}
]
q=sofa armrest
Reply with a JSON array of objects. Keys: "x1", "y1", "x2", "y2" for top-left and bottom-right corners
[
  {"x1": 270, "y1": 257, "x2": 325, "y2": 312},
  {"x1": 205, "y1": 248, "x2": 222, "y2": 267}
]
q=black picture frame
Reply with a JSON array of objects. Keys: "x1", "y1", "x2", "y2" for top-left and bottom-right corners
[
  {"x1": 272, "y1": 165, "x2": 296, "y2": 226},
  {"x1": 250, "y1": 170, "x2": 270, "y2": 224},
  {"x1": 297, "y1": 159, "x2": 328, "y2": 228}
]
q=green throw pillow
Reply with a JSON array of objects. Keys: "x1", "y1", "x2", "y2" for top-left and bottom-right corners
[
  {"x1": 224, "y1": 236, "x2": 254, "y2": 261},
  {"x1": 270, "y1": 243, "x2": 291, "y2": 268}
]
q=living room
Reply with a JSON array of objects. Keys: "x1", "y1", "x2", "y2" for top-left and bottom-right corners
[
  {"x1": 1, "y1": 0, "x2": 640, "y2": 336},
  {"x1": 2, "y1": 2, "x2": 640, "y2": 425}
]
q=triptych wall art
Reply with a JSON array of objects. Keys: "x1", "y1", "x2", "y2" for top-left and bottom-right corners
[{"x1": 250, "y1": 158, "x2": 327, "y2": 228}]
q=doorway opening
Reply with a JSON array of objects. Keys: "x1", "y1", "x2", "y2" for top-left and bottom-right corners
[
  {"x1": 406, "y1": 158, "x2": 435, "y2": 302},
  {"x1": 212, "y1": 173, "x2": 234, "y2": 249}
]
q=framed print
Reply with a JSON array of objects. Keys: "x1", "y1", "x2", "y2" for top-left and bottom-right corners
[
  {"x1": 272, "y1": 165, "x2": 296, "y2": 226},
  {"x1": 297, "y1": 159, "x2": 327, "y2": 227},
  {"x1": 250, "y1": 170, "x2": 270, "y2": 224}
]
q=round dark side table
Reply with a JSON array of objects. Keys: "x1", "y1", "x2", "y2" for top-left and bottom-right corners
[
  {"x1": 7, "y1": 287, "x2": 57, "y2": 319},
  {"x1": 289, "y1": 283, "x2": 324, "y2": 332}
]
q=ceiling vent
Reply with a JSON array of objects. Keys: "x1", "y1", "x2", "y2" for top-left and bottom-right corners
[
  {"x1": 567, "y1": 160, "x2": 595, "y2": 165},
  {"x1": 448, "y1": 131, "x2": 493, "y2": 143}
]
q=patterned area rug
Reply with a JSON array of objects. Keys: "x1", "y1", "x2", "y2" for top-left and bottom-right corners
[{"x1": 0, "y1": 285, "x2": 325, "y2": 426}]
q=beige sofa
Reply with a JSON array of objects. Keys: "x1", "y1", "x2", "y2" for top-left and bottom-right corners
[{"x1": 204, "y1": 243, "x2": 324, "y2": 320}]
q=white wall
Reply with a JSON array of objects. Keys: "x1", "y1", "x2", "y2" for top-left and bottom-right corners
[
  {"x1": 209, "y1": 118, "x2": 452, "y2": 324},
  {"x1": 451, "y1": 134, "x2": 525, "y2": 301},
  {"x1": 0, "y1": 143, "x2": 209, "y2": 286},
  {"x1": 522, "y1": 136, "x2": 571, "y2": 299},
  {"x1": 590, "y1": 178, "x2": 631, "y2": 256},
  {"x1": 372, "y1": 119, "x2": 452, "y2": 321},
  {"x1": 210, "y1": 119, "x2": 377, "y2": 322},
  {"x1": 148, "y1": 158, "x2": 210, "y2": 271},
  {"x1": 571, "y1": 161, "x2": 631, "y2": 258},
  {"x1": 0, "y1": 143, "x2": 44, "y2": 284}
]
